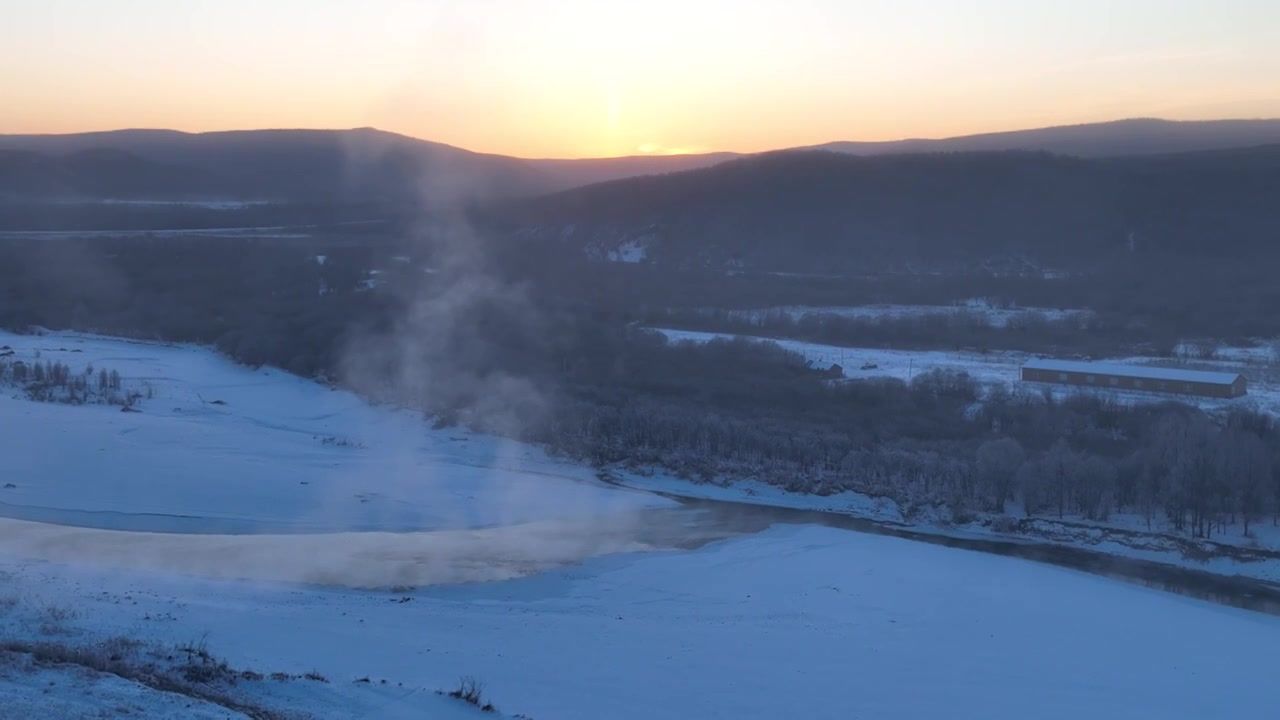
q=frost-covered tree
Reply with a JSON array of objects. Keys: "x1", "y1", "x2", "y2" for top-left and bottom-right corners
[
  {"x1": 1045, "y1": 440, "x2": 1081, "y2": 519},
  {"x1": 1127, "y1": 449, "x2": 1162, "y2": 530},
  {"x1": 976, "y1": 437, "x2": 1024, "y2": 512},
  {"x1": 50, "y1": 361, "x2": 69, "y2": 387},
  {"x1": 1162, "y1": 415, "x2": 1217, "y2": 536},
  {"x1": 1074, "y1": 454, "x2": 1117, "y2": 521},
  {"x1": 1233, "y1": 433, "x2": 1271, "y2": 536},
  {"x1": 1016, "y1": 458, "x2": 1048, "y2": 517}
]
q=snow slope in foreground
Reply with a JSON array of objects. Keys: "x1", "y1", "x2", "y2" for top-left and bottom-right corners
[
  {"x1": 0, "y1": 639, "x2": 511, "y2": 720},
  {"x1": 0, "y1": 653, "x2": 243, "y2": 720},
  {"x1": 4, "y1": 524, "x2": 1279, "y2": 720},
  {"x1": 0, "y1": 330, "x2": 671, "y2": 532}
]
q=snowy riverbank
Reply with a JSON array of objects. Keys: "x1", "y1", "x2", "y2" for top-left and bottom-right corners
[{"x1": 609, "y1": 469, "x2": 1280, "y2": 585}]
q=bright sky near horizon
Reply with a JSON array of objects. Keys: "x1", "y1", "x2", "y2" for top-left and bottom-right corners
[{"x1": 3, "y1": 0, "x2": 1279, "y2": 158}]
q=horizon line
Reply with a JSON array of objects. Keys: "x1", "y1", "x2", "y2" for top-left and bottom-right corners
[{"x1": 3, "y1": 116, "x2": 1280, "y2": 162}]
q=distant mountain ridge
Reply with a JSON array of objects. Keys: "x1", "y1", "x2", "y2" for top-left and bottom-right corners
[
  {"x1": 809, "y1": 118, "x2": 1280, "y2": 158},
  {"x1": 0, "y1": 128, "x2": 737, "y2": 203},
  {"x1": 500, "y1": 143, "x2": 1280, "y2": 274},
  {"x1": 2, "y1": 118, "x2": 1279, "y2": 203}
]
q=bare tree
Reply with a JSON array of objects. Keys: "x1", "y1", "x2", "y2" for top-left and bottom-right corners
[
  {"x1": 976, "y1": 437, "x2": 1024, "y2": 512},
  {"x1": 1075, "y1": 454, "x2": 1117, "y2": 521},
  {"x1": 1181, "y1": 422, "x2": 1219, "y2": 538},
  {"x1": 1132, "y1": 450, "x2": 1161, "y2": 530},
  {"x1": 1045, "y1": 440, "x2": 1080, "y2": 519},
  {"x1": 1273, "y1": 436, "x2": 1280, "y2": 526},
  {"x1": 1235, "y1": 433, "x2": 1271, "y2": 536},
  {"x1": 1149, "y1": 412, "x2": 1215, "y2": 534},
  {"x1": 1016, "y1": 459, "x2": 1047, "y2": 517},
  {"x1": 1017, "y1": 444, "x2": 1080, "y2": 519}
]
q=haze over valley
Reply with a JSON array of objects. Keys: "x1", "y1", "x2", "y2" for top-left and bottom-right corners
[{"x1": 5, "y1": 1, "x2": 1280, "y2": 717}]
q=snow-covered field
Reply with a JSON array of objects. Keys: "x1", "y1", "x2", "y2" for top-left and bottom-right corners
[
  {"x1": 4, "y1": 330, "x2": 1280, "y2": 718},
  {"x1": 732, "y1": 300, "x2": 1092, "y2": 327},
  {"x1": 0, "y1": 330, "x2": 669, "y2": 534},
  {"x1": 657, "y1": 327, "x2": 1020, "y2": 379},
  {"x1": 653, "y1": 327, "x2": 1280, "y2": 416},
  {"x1": 0, "y1": 220, "x2": 381, "y2": 241},
  {"x1": 0, "y1": 227, "x2": 314, "y2": 240}
]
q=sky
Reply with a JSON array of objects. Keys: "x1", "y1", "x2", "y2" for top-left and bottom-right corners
[{"x1": 3, "y1": 0, "x2": 1279, "y2": 158}]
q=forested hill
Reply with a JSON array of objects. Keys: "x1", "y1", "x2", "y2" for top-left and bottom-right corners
[
  {"x1": 498, "y1": 145, "x2": 1280, "y2": 274},
  {"x1": 0, "y1": 128, "x2": 735, "y2": 203},
  {"x1": 5, "y1": 118, "x2": 1279, "y2": 206},
  {"x1": 0, "y1": 148, "x2": 227, "y2": 201},
  {"x1": 811, "y1": 118, "x2": 1280, "y2": 157}
]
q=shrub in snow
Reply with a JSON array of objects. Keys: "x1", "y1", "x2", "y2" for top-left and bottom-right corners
[
  {"x1": 316, "y1": 435, "x2": 366, "y2": 449},
  {"x1": 1, "y1": 357, "x2": 142, "y2": 408},
  {"x1": 442, "y1": 676, "x2": 496, "y2": 712},
  {"x1": 0, "y1": 634, "x2": 297, "y2": 719}
]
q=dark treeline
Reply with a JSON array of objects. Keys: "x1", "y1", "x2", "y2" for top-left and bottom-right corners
[
  {"x1": 495, "y1": 243, "x2": 1280, "y2": 344},
  {"x1": 0, "y1": 201, "x2": 387, "y2": 232},
  {"x1": 0, "y1": 236, "x2": 395, "y2": 377},
  {"x1": 543, "y1": 342, "x2": 1280, "y2": 537}
]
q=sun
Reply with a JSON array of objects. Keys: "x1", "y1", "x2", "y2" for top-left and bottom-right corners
[{"x1": 636, "y1": 143, "x2": 703, "y2": 156}]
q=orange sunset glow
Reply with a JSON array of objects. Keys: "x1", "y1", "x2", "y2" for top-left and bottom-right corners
[{"x1": 4, "y1": 0, "x2": 1280, "y2": 157}]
